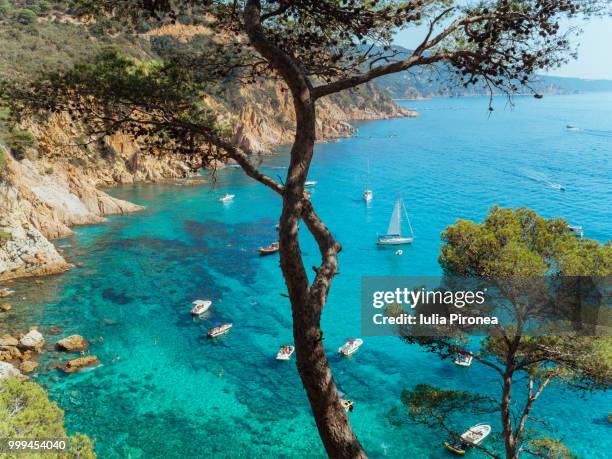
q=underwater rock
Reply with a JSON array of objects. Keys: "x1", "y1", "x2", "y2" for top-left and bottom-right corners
[
  {"x1": 56, "y1": 335, "x2": 89, "y2": 352},
  {"x1": 47, "y1": 326, "x2": 63, "y2": 335},
  {"x1": 0, "y1": 303, "x2": 11, "y2": 312}
]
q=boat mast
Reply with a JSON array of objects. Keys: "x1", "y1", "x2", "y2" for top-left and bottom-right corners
[{"x1": 402, "y1": 201, "x2": 415, "y2": 238}]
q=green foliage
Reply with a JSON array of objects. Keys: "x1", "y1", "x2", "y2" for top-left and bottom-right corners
[
  {"x1": 15, "y1": 8, "x2": 37, "y2": 24},
  {"x1": 0, "y1": 229, "x2": 11, "y2": 242},
  {"x1": 0, "y1": 147, "x2": 6, "y2": 172},
  {"x1": 0, "y1": 378, "x2": 96, "y2": 458},
  {"x1": 528, "y1": 437, "x2": 578, "y2": 459},
  {"x1": 440, "y1": 206, "x2": 612, "y2": 277},
  {"x1": 1, "y1": 128, "x2": 37, "y2": 160}
]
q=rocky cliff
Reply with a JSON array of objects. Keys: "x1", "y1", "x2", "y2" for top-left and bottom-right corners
[{"x1": 0, "y1": 82, "x2": 414, "y2": 281}]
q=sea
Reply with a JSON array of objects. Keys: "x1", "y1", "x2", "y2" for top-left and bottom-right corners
[{"x1": 3, "y1": 93, "x2": 611, "y2": 458}]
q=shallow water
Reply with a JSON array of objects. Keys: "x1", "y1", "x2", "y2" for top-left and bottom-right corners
[{"x1": 3, "y1": 94, "x2": 611, "y2": 458}]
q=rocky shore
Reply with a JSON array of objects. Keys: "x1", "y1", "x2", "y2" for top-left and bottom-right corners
[
  {"x1": 0, "y1": 86, "x2": 414, "y2": 281},
  {"x1": 0, "y1": 325, "x2": 99, "y2": 381}
]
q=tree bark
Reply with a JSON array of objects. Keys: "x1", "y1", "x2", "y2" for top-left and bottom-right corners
[
  {"x1": 243, "y1": 1, "x2": 367, "y2": 457},
  {"x1": 501, "y1": 372, "x2": 518, "y2": 459}
]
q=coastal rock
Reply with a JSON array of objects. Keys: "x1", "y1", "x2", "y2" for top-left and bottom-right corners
[
  {"x1": 0, "y1": 303, "x2": 11, "y2": 312},
  {"x1": 0, "y1": 361, "x2": 23, "y2": 380},
  {"x1": 18, "y1": 329, "x2": 45, "y2": 352},
  {"x1": 62, "y1": 355, "x2": 99, "y2": 373},
  {"x1": 19, "y1": 360, "x2": 39, "y2": 373},
  {"x1": 0, "y1": 335, "x2": 19, "y2": 348},
  {"x1": 56, "y1": 335, "x2": 89, "y2": 352}
]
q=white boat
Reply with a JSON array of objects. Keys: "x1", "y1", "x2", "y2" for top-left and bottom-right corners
[
  {"x1": 258, "y1": 241, "x2": 279, "y2": 256},
  {"x1": 190, "y1": 300, "x2": 212, "y2": 316},
  {"x1": 340, "y1": 399, "x2": 354, "y2": 412},
  {"x1": 454, "y1": 351, "x2": 473, "y2": 367},
  {"x1": 551, "y1": 183, "x2": 566, "y2": 191},
  {"x1": 444, "y1": 423, "x2": 491, "y2": 455},
  {"x1": 305, "y1": 181, "x2": 317, "y2": 187},
  {"x1": 276, "y1": 345, "x2": 295, "y2": 361},
  {"x1": 207, "y1": 323, "x2": 233, "y2": 338},
  {"x1": 377, "y1": 197, "x2": 414, "y2": 245},
  {"x1": 338, "y1": 338, "x2": 363, "y2": 356},
  {"x1": 568, "y1": 225, "x2": 584, "y2": 238},
  {"x1": 219, "y1": 194, "x2": 235, "y2": 202}
]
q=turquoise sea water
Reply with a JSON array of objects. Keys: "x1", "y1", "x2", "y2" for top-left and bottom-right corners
[{"x1": 3, "y1": 94, "x2": 611, "y2": 458}]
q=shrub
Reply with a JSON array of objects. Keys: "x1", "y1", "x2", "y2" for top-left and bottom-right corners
[
  {"x1": 0, "y1": 229, "x2": 11, "y2": 242},
  {"x1": 16, "y1": 8, "x2": 37, "y2": 25},
  {"x1": 2, "y1": 128, "x2": 37, "y2": 160},
  {"x1": 0, "y1": 378, "x2": 96, "y2": 457}
]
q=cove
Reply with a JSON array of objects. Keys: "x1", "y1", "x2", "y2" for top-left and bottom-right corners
[{"x1": 4, "y1": 93, "x2": 611, "y2": 458}]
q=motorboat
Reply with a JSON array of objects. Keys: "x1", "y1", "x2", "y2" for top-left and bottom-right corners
[
  {"x1": 444, "y1": 423, "x2": 491, "y2": 455},
  {"x1": 340, "y1": 399, "x2": 354, "y2": 412},
  {"x1": 258, "y1": 241, "x2": 280, "y2": 256},
  {"x1": 276, "y1": 345, "x2": 295, "y2": 361},
  {"x1": 454, "y1": 351, "x2": 473, "y2": 367},
  {"x1": 305, "y1": 180, "x2": 317, "y2": 187},
  {"x1": 207, "y1": 323, "x2": 233, "y2": 338},
  {"x1": 338, "y1": 338, "x2": 363, "y2": 356},
  {"x1": 219, "y1": 194, "x2": 235, "y2": 202},
  {"x1": 377, "y1": 197, "x2": 415, "y2": 245},
  {"x1": 551, "y1": 183, "x2": 566, "y2": 191},
  {"x1": 190, "y1": 300, "x2": 212, "y2": 316},
  {"x1": 568, "y1": 225, "x2": 584, "y2": 238}
]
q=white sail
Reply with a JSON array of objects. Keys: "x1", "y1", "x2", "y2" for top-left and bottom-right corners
[{"x1": 387, "y1": 199, "x2": 402, "y2": 235}]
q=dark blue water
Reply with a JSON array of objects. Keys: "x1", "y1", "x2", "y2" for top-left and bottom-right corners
[{"x1": 5, "y1": 94, "x2": 611, "y2": 458}]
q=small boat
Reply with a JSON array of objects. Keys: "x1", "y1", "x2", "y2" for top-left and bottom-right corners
[
  {"x1": 259, "y1": 241, "x2": 279, "y2": 256},
  {"x1": 340, "y1": 399, "x2": 354, "y2": 412},
  {"x1": 219, "y1": 194, "x2": 235, "y2": 202},
  {"x1": 190, "y1": 300, "x2": 212, "y2": 316},
  {"x1": 377, "y1": 197, "x2": 414, "y2": 245},
  {"x1": 454, "y1": 351, "x2": 473, "y2": 367},
  {"x1": 276, "y1": 345, "x2": 295, "y2": 361},
  {"x1": 568, "y1": 225, "x2": 584, "y2": 238},
  {"x1": 566, "y1": 124, "x2": 578, "y2": 130},
  {"x1": 444, "y1": 423, "x2": 491, "y2": 455},
  {"x1": 338, "y1": 338, "x2": 363, "y2": 356},
  {"x1": 207, "y1": 323, "x2": 233, "y2": 338},
  {"x1": 551, "y1": 183, "x2": 566, "y2": 191},
  {"x1": 305, "y1": 181, "x2": 317, "y2": 187}
]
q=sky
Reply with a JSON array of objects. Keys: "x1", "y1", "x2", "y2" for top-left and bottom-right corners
[{"x1": 394, "y1": 16, "x2": 612, "y2": 80}]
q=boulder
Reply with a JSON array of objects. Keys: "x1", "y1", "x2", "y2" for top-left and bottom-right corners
[
  {"x1": 56, "y1": 335, "x2": 89, "y2": 352},
  {"x1": 19, "y1": 360, "x2": 38, "y2": 373},
  {"x1": 62, "y1": 355, "x2": 99, "y2": 373},
  {"x1": 0, "y1": 303, "x2": 11, "y2": 312},
  {"x1": 18, "y1": 329, "x2": 45, "y2": 352},
  {"x1": 0, "y1": 334, "x2": 18, "y2": 347},
  {"x1": 0, "y1": 361, "x2": 23, "y2": 380}
]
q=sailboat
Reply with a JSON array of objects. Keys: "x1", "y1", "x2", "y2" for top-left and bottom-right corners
[
  {"x1": 377, "y1": 197, "x2": 414, "y2": 245},
  {"x1": 363, "y1": 159, "x2": 373, "y2": 202}
]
